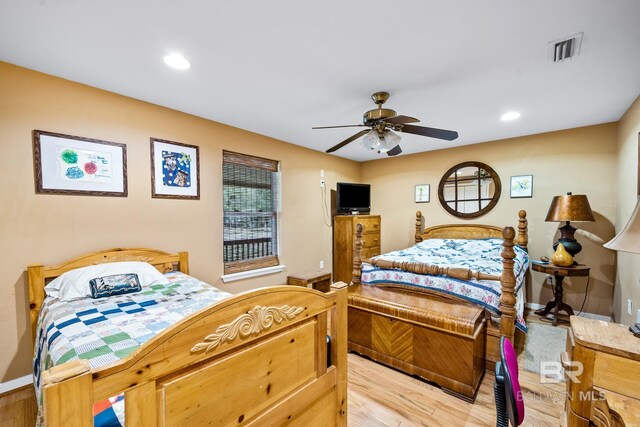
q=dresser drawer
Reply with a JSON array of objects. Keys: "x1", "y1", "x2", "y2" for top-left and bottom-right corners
[
  {"x1": 593, "y1": 351, "x2": 640, "y2": 400},
  {"x1": 362, "y1": 247, "x2": 381, "y2": 259},
  {"x1": 355, "y1": 217, "x2": 380, "y2": 234},
  {"x1": 358, "y1": 234, "x2": 381, "y2": 249}
]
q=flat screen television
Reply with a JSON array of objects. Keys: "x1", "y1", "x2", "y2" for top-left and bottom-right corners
[{"x1": 336, "y1": 182, "x2": 371, "y2": 214}]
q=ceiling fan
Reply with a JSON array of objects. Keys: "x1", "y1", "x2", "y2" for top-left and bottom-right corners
[{"x1": 313, "y1": 92, "x2": 458, "y2": 156}]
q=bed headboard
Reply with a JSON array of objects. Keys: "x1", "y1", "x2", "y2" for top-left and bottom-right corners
[
  {"x1": 27, "y1": 248, "x2": 189, "y2": 347},
  {"x1": 415, "y1": 210, "x2": 528, "y2": 249}
]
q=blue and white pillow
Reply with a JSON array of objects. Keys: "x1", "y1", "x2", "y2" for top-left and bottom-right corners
[{"x1": 89, "y1": 273, "x2": 141, "y2": 299}]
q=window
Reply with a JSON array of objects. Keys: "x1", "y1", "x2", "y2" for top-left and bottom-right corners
[{"x1": 223, "y1": 151, "x2": 280, "y2": 274}]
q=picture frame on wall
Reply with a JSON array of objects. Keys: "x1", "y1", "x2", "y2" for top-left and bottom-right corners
[
  {"x1": 33, "y1": 130, "x2": 127, "y2": 197},
  {"x1": 415, "y1": 184, "x2": 430, "y2": 203},
  {"x1": 510, "y1": 175, "x2": 533, "y2": 198},
  {"x1": 151, "y1": 138, "x2": 200, "y2": 199}
]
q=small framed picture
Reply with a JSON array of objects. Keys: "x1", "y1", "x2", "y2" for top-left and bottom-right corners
[
  {"x1": 151, "y1": 138, "x2": 200, "y2": 199},
  {"x1": 510, "y1": 175, "x2": 533, "y2": 198},
  {"x1": 33, "y1": 130, "x2": 127, "y2": 197},
  {"x1": 415, "y1": 184, "x2": 430, "y2": 203}
]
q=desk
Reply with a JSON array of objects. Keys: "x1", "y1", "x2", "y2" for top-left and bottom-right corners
[
  {"x1": 562, "y1": 316, "x2": 640, "y2": 427},
  {"x1": 531, "y1": 261, "x2": 590, "y2": 326}
]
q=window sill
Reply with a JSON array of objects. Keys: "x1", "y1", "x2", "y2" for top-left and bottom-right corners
[{"x1": 221, "y1": 265, "x2": 286, "y2": 283}]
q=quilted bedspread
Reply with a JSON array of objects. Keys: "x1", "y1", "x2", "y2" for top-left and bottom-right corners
[
  {"x1": 33, "y1": 271, "x2": 231, "y2": 402},
  {"x1": 361, "y1": 238, "x2": 529, "y2": 332}
]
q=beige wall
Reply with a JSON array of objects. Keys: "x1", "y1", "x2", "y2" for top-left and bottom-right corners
[
  {"x1": 0, "y1": 59, "x2": 631, "y2": 384},
  {"x1": 0, "y1": 62, "x2": 360, "y2": 381},
  {"x1": 613, "y1": 95, "x2": 640, "y2": 325},
  {"x1": 361, "y1": 124, "x2": 618, "y2": 318}
]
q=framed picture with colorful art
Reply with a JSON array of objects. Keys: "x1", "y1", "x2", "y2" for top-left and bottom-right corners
[
  {"x1": 150, "y1": 138, "x2": 200, "y2": 199},
  {"x1": 33, "y1": 130, "x2": 127, "y2": 197}
]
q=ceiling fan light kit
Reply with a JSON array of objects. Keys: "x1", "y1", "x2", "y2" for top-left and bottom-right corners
[
  {"x1": 359, "y1": 129, "x2": 401, "y2": 153},
  {"x1": 313, "y1": 91, "x2": 458, "y2": 156}
]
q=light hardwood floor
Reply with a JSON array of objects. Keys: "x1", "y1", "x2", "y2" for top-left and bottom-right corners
[
  {"x1": 349, "y1": 313, "x2": 568, "y2": 427},
  {"x1": 348, "y1": 353, "x2": 564, "y2": 427}
]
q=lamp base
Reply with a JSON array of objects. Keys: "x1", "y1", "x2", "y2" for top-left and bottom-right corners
[{"x1": 553, "y1": 222, "x2": 582, "y2": 258}]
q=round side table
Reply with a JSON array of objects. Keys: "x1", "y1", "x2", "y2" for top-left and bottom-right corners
[{"x1": 531, "y1": 261, "x2": 590, "y2": 326}]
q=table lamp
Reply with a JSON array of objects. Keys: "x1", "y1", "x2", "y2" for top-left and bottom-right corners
[
  {"x1": 604, "y1": 198, "x2": 640, "y2": 254},
  {"x1": 545, "y1": 192, "x2": 595, "y2": 258}
]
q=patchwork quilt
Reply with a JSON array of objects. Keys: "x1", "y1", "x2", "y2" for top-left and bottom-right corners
[
  {"x1": 33, "y1": 271, "x2": 231, "y2": 426},
  {"x1": 361, "y1": 238, "x2": 529, "y2": 332}
]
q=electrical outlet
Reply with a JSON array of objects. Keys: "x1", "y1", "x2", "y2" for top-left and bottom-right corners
[
  {"x1": 320, "y1": 169, "x2": 324, "y2": 178},
  {"x1": 628, "y1": 299, "x2": 633, "y2": 316},
  {"x1": 320, "y1": 179, "x2": 325, "y2": 188},
  {"x1": 320, "y1": 260, "x2": 324, "y2": 269},
  {"x1": 546, "y1": 275, "x2": 553, "y2": 285}
]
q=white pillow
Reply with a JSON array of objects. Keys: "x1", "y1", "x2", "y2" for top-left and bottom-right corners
[{"x1": 45, "y1": 261, "x2": 169, "y2": 301}]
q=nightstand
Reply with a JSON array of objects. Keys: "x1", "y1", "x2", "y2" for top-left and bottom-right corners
[
  {"x1": 287, "y1": 271, "x2": 332, "y2": 293},
  {"x1": 531, "y1": 261, "x2": 590, "y2": 326}
]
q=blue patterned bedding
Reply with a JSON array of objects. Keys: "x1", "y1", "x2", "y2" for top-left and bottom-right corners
[
  {"x1": 361, "y1": 238, "x2": 529, "y2": 332},
  {"x1": 33, "y1": 271, "x2": 231, "y2": 423}
]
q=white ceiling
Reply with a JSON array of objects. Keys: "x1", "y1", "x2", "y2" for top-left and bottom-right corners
[{"x1": 1, "y1": 0, "x2": 639, "y2": 162}]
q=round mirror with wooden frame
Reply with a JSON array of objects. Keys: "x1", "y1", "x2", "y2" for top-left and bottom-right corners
[{"x1": 438, "y1": 161, "x2": 501, "y2": 219}]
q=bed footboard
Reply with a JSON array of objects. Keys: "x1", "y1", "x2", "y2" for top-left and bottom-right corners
[{"x1": 41, "y1": 283, "x2": 348, "y2": 426}]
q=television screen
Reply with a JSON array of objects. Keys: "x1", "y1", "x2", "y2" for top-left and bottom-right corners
[{"x1": 337, "y1": 182, "x2": 371, "y2": 213}]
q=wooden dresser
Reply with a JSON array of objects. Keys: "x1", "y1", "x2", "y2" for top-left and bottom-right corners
[
  {"x1": 332, "y1": 214, "x2": 380, "y2": 283},
  {"x1": 562, "y1": 316, "x2": 640, "y2": 427}
]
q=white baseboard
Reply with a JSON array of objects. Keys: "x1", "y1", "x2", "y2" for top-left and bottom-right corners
[
  {"x1": 525, "y1": 302, "x2": 612, "y2": 322},
  {"x1": 0, "y1": 374, "x2": 33, "y2": 395}
]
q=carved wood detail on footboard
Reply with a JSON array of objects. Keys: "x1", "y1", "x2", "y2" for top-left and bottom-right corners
[{"x1": 191, "y1": 305, "x2": 305, "y2": 354}]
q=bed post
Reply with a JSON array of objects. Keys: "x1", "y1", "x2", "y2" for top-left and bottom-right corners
[
  {"x1": 351, "y1": 224, "x2": 363, "y2": 285},
  {"x1": 178, "y1": 251, "x2": 190, "y2": 274},
  {"x1": 28, "y1": 263, "x2": 45, "y2": 347},
  {"x1": 42, "y1": 359, "x2": 93, "y2": 426},
  {"x1": 516, "y1": 210, "x2": 528, "y2": 250},
  {"x1": 499, "y1": 227, "x2": 517, "y2": 341},
  {"x1": 415, "y1": 211, "x2": 423, "y2": 243},
  {"x1": 330, "y1": 281, "x2": 348, "y2": 426}
]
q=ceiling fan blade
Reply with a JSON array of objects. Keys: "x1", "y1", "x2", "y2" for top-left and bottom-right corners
[
  {"x1": 312, "y1": 124, "x2": 365, "y2": 129},
  {"x1": 387, "y1": 145, "x2": 402, "y2": 156},
  {"x1": 384, "y1": 115, "x2": 420, "y2": 125},
  {"x1": 400, "y1": 124, "x2": 458, "y2": 141},
  {"x1": 325, "y1": 129, "x2": 370, "y2": 153}
]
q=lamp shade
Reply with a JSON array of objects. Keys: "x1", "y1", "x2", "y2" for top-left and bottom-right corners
[
  {"x1": 545, "y1": 193, "x2": 595, "y2": 222},
  {"x1": 604, "y1": 198, "x2": 640, "y2": 254}
]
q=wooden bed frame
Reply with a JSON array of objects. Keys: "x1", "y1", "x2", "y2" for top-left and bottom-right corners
[
  {"x1": 28, "y1": 248, "x2": 347, "y2": 426},
  {"x1": 346, "y1": 211, "x2": 528, "y2": 401}
]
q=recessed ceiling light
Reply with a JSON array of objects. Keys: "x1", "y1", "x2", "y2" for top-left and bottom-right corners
[
  {"x1": 163, "y1": 53, "x2": 191, "y2": 70},
  {"x1": 501, "y1": 111, "x2": 521, "y2": 121}
]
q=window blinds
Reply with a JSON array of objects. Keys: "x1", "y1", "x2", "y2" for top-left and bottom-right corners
[{"x1": 222, "y1": 151, "x2": 280, "y2": 274}]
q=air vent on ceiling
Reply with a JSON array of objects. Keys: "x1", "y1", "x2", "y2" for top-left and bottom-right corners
[{"x1": 548, "y1": 32, "x2": 583, "y2": 63}]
